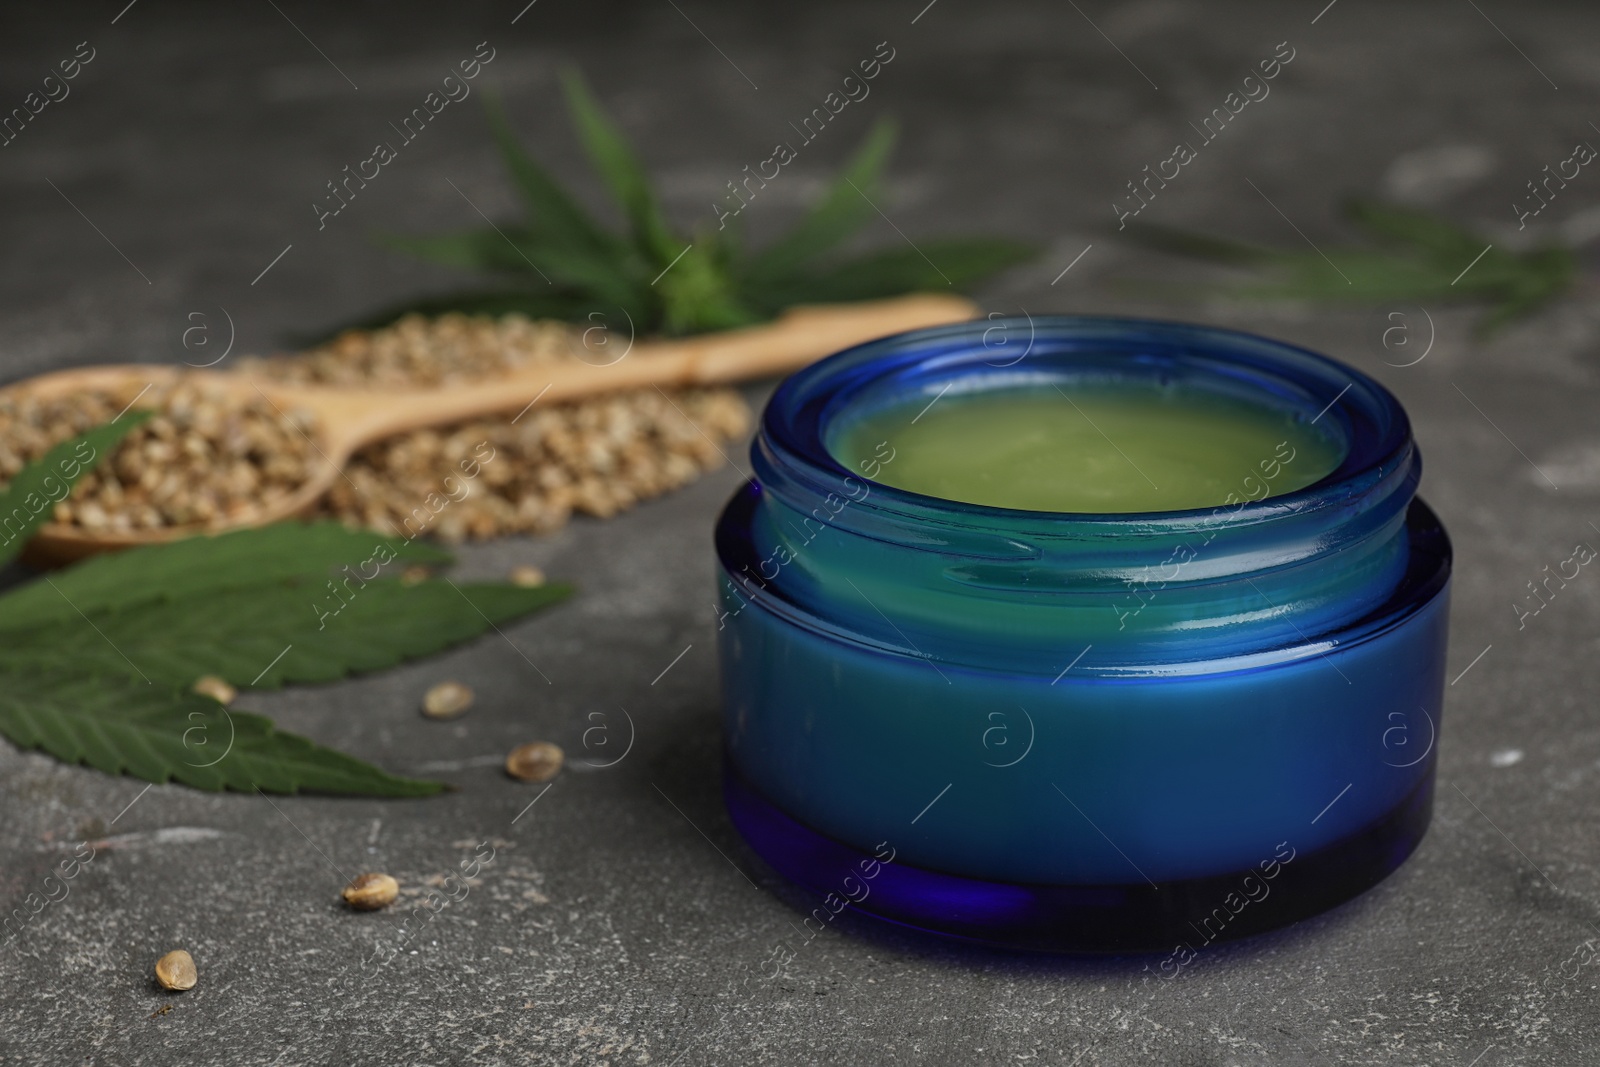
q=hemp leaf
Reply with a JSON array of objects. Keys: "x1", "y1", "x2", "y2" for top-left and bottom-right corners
[
  {"x1": 351, "y1": 71, "x2": 1036, "y2": 338},
  {"x1": 0, "y1": 577, "x2": 567, "y2": 691},
  {"x1": 0, "y1": 426, "x2": 571, "y2": 797},
  {"x1": 0, "y1": 674, "x2": 444, "y2": 796},
  {"x1": 1123, "y1": 198, "x2": 1577, "y2": 335}
]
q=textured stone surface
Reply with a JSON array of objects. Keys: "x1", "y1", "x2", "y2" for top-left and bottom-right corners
[{"x1": 1, "y1": 1, "x2": 1598, "y2": 1064}]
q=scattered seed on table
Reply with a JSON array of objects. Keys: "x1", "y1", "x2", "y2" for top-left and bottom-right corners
[
  {"x1": 422, "y1": 682, "x2": 473, "y2": 719},
  {"x1": 506, "y1": 741, "x2": 563, "y2": 782},
  {"x1": 509, "y1": 565, "x2": 546, "y2": 588},
  {"x1": 191, "y1": 675, "x2": 236, "y2": 705},
  {"x1": 342, "y1": 872, "x2": 400, "y2": 910},
  {"x1": 154, "y1": 950, "x2": 196, "y2": 991}
]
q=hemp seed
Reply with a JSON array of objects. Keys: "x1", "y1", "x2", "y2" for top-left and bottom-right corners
[
  {"x1": 2, "y1": 377, "x2": 318, "y2": 535},
  {"x1": 505, "y1": 741, "x2": 563, "y2": 782},
  {"x1": 341, "y1": 872, "x2": 400, "y2": 910},
  {"x1": 422, "y1": 682, "x2": 473, "y2": 719},
  {"x1": 508, "y1": 565, "x2": 546, "y2": 588},
  {"x1": 153, "y1": 949, "x2": 197, "y2": 991},
  {"x1": 191, "y1": 675, "x2": 236, "y2": 705}
]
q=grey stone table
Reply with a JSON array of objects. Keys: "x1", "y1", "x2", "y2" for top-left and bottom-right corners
[{"x1": 2, "y1": 1, "x2": 1598, "y2": 1063}]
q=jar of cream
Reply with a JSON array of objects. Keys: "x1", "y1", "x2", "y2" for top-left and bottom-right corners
[{"x1": 716, "y1": 316, "x2": 1450, "y2": 953}]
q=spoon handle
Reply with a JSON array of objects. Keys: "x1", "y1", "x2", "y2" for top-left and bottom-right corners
[{"x1": 275, "y1": 294, "x2": 978, "y2": 459}]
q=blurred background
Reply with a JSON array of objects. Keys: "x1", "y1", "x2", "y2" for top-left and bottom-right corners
[{"x1": 2, "y1": 2, "x2": 1599, "y2": 1064}]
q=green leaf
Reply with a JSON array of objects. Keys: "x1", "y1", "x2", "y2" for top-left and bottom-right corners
[
  {"x1": 0, "y1": 578, "x2": 572, "y2": 690},
  {"x1": 746, "y1": 119, "x2": 898, "y2": 283},
  {"x1": 550, "y1": 72, "x2": 753, "y2": 335},
  {"x1": 1231, "y1": 251, "x2": 1467, "y2": 302},
  {"x1": 1123, "y1": 203, "x2": 1581, "y2": 334},
  {"x1": 1476, "y1": 245, "x2": 1577, "y2": 334},
  {"x1": 654, "y1": 240, "x2": 762, "y2": 336},
  {"x1": 0, "y1": 671, "x2": 443, "y2": 795},
  {"x1": 0, "y1": 412, "x2": 150, "y2": 569},
  {"x1": 355, "y1": 73, "x2": 1030, "y2": 337},
  {"x1": 560, "y1": 69, "x2": 682, "y2": 265},
  {"x1": 0, "y1": 522, "x2": 449, "y2": 633},
  {"x1": 482, "y1": 91, "x2": 629, "y2": 268},
  {"x1": 1343, "y1": 198, "x2": 1487, "y2": 262}
]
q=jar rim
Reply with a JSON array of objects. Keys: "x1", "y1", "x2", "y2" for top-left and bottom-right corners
[{"x1": 758, "y1": 314, "x2": 1414, "y2": 533}]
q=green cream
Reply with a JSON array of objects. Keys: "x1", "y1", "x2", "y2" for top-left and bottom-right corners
[{"x1": 832, "y1": 382, "x2": 1345, "y2": 513}]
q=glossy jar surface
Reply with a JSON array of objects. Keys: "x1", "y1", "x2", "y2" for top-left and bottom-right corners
[{"x1": 715, "y1": 316, "x2": 1450, "y2": 952}]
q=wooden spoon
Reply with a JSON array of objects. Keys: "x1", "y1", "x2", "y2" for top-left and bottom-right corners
[{"x1": 16, "y1": 293, "x2": 976, "y2": 562}]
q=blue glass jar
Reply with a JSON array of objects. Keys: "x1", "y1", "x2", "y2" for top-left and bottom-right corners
[{"x1": 715, "y1": 316, "x2": 1450, "y2": 953}]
